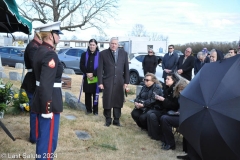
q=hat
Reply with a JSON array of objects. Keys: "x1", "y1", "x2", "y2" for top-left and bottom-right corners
[
  {"x1": 201, "y1": 48, "x2": 208, "y2": 54},
  {"x1": 34, "y1": 21, "x2": 63, "y2": 34}
]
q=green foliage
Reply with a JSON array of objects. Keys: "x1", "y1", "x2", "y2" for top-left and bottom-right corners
[
  {"x1": 11, "y1": 89, "x2": 29, "y2": 114},
  {"x1": 0, "y1": 79, "x2": 13, "y2": 112},
  {"x1": 0, "y1": 79, "x2": 13, "y2": 104},
  {"x1": 0, "y1": 103, "x2": 7, "y2": 112}
]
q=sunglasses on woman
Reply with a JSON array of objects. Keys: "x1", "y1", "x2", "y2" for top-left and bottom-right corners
[{"x1": 143, "y1": 78, "x2": 151, "y2": 82}]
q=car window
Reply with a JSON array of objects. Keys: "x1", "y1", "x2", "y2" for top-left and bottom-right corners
[
  {"x1": 10, "y1": 48, "x2": 23, "y2": 55},
  {"x1": 0, "y1": 48, "x2": 9, "y2": 53},
  {"x1": 58, "y1": 49, "x2": 68, "y2": 54},
  {"x1": 129, "y1": 53, "x2": 135, "y2": 60},
  {"x1": 76, "y1": 49, "x2": 85, "y2": 57},
  {"x1": 135, "y1": 55, "x2": 146, "y2": 62},
  {"x1": 65, "y1": 49, "x2": 78, "y2": 56}
]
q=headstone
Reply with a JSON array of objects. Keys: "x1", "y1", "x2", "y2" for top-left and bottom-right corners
[
  {"x1": 15, "y1": 63, "x2": 24, "y2": 69},
  {"x1": 65, "y1": 92, "x2": 77, "y2": 104},
  {"x1": 136, "y1": 85, "x2": 143, "y2": 96},
  {"x1": 68, "y1": 97, "x2": 86, "y2": 111},
  {"x1": 9, "y1": 72, "x2": 21, "y2": 81},
  {"x1": 75, "y1": 130, "x2": 91, "y2": 140},
  {"x1": 63, "y1": 69, "x2": 75, "y2": 75},
  {"x1": 0, "y1": 72, "x2": 8, "y2": 78},
  {"x1": 0, "y1": 55, "x2": 3, "y2": 71},
  {"x1": 64, "y1": 115, "x2": 77, "y2": 120}
]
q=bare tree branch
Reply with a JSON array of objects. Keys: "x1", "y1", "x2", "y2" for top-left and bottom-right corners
[
  {"x1": 130, "y1": 24, "x2": 148, "y2": 37},
  {"x1": 17, "y1": 0, "x2": 118, "y2": 33}
]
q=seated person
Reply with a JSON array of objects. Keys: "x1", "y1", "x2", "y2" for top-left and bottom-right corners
[
  {"x1": 159, "y1": 75, "x2": 189, "y2": 150},
  {"x1": 131, "y1": 73, "x2": 162, "y2": 130},
  {"x1": 147, "y1": 73, "x2": 179, "y2": 141}
]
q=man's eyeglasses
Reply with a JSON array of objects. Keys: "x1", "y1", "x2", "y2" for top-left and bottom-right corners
[
  {"x1": 143, "y1": 78, "x2": 151, "y2": 82},
  {"x1": 168, "y1": 48, "x2": 173, "y2": 49},
  {"x1": 185, "y1": 50, "x2": 191, "y2": 53},
  {"x1": 148, "y1": 51, "x2": 153, "y2": 53}
]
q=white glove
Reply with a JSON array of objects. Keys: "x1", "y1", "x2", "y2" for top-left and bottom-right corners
[{"x1": 41, "y1": 113, "x2": 53, "y2": 119}]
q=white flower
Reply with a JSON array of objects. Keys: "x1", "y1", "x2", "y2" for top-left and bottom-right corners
[{"x1": 0, "y1": 85, "x2": 5, "y2": 89}]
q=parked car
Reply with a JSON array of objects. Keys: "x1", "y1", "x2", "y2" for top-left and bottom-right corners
[
  {"x1": 174, "y1": 50, "x2": 184, "y2": 57},
  {"x1": 129, "y1": 53, "x2": 164, "y2": 85},
  {"x1": 0, "y1": 46, "x2": 25, "y2": 67},
  {"x1": 58, "y1": 47, "x2": 87, "y2": 73},
  {"x1": 57, "y1": 48, "x2": 70, "y2": 54}
]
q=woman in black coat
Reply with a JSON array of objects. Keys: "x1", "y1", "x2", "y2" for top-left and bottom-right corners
[
  {"x1": 80, "y1": 39, "x2": 100, "y2": 115},
  {"x1": 147, "y1": 73, "x2": 179, "y2": 141},
  {"x1": 131, "y1": 73, "x2": 163, "y2": 130},
  {"x1": 142, "y1": 48, "x2": 158, "y2": 75}
]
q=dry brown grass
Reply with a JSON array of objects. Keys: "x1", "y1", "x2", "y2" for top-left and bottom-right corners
[{"x1": 0, "y1": 67, "x2": 184, "y2": 160}]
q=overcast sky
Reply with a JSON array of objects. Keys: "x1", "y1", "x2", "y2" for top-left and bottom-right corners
[{"x1": 14, "y1": 0, "x2": 240, "y2": 45}]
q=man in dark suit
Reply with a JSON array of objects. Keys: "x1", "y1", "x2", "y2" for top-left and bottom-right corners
[
  {"x1": 177, "y1": 47, "x2": 195, "y2": 81},
  {"x1": 162, "y1": 45, "x2": 179, "y2": 80},
  {"x1": 97, "y1": 37, "x2": 129, "y2": 127},
  {"x1": 194, "y1": 51, "x2": 210, "y2": 75}
]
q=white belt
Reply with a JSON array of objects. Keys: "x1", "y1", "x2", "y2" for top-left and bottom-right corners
[
  {"x1": 28, "y1": 69, "x2": 33, "y2": 72},
  {"x1": 36, "y1": 81, "x2": 62, "y2": 88}
]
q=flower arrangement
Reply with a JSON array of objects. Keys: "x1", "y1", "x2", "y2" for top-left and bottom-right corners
[
  {"x1": 0, "y1": 79, "x2": 13, "y2": 113},
  {"x1": 12, "y1": 89, "x2": 30, "y2": 113}
]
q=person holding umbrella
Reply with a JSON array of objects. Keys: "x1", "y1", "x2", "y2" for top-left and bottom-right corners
[{"x1": 179, "y1": 54, "x2": 240, "y2": 159}]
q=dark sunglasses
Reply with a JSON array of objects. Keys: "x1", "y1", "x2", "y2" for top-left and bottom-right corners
[
  {"x1": 148, "y1": 51, "x2": 153, "y2": 53},
  {"x1": 168, "y1": 48, "x2": 173, "y2": 49},
  {"x1": 143, "y1": 78, "x2": 151, "y2": 82}
]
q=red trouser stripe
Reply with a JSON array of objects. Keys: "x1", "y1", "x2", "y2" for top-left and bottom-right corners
[
  {"x1": 47, "y1": 115, "x2": 55, "y2": 160},
  {"x1": 35, "y1": 116, "x2": 39, "y2": 139}
]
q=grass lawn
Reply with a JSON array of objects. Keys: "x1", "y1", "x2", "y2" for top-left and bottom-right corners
[{"x1": 0, "y1": 67, "x2": 185, "y2": 160}]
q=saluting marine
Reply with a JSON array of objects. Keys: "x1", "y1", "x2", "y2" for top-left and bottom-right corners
[
  {"x1": 31, "y1": 21, "x2": 63, "y2": 160},
  {"x1": 21, "y1": 30, "x2": 42, "y2": 144}
]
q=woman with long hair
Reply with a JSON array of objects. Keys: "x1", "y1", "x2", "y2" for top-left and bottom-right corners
[
  {"x1": 80, "y1": 39, "x2": 100, "y2": 115},
  {"x1": 158, "y1": 74, "x2": 189, "y2": 150}
]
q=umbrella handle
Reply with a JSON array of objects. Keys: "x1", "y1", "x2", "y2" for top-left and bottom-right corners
[{"x1": 0, "y1": 120, "x2": 15, "y2": 141}]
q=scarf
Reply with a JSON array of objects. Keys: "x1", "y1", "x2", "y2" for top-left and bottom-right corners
[{"x1": 85, "y1": 51, "x2": 99, "y2": 105}]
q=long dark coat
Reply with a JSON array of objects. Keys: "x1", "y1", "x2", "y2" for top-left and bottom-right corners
[
  {"x1": 97, "y1": 48, "x2": 129, "y2": 109},
  {"x1": 21, "y1": 39, "x2": 41, "y2": 93},
  {"x1": 194, "y1": 56, "x2": 210, "y2": 75},
  {"x1": 134, "y1": 83, "x2": 163, "y2": 109},
  {"x1": 32, "y1": 42, "x2": 63, "y2": 113},
  {"x1": 80, "y1": 50, "x2": 99, "y2": 93},
  {"x1": 160, "y1": 85, "x2": 179, "y2": 112},
  {"x1": 142, "y1": 55, "x2": 158, "y2": 75},
  {"x1": 177, "y1": 55, "x2": 195, "y2": 81}
]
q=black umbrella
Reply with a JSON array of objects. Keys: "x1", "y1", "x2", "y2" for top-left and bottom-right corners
[
  {"x1": 0, "y1": 120, "x2": 15, "y2": 141},
  {"x1": 179, "y1": 55, "x2": 240, "y2": 160}
]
